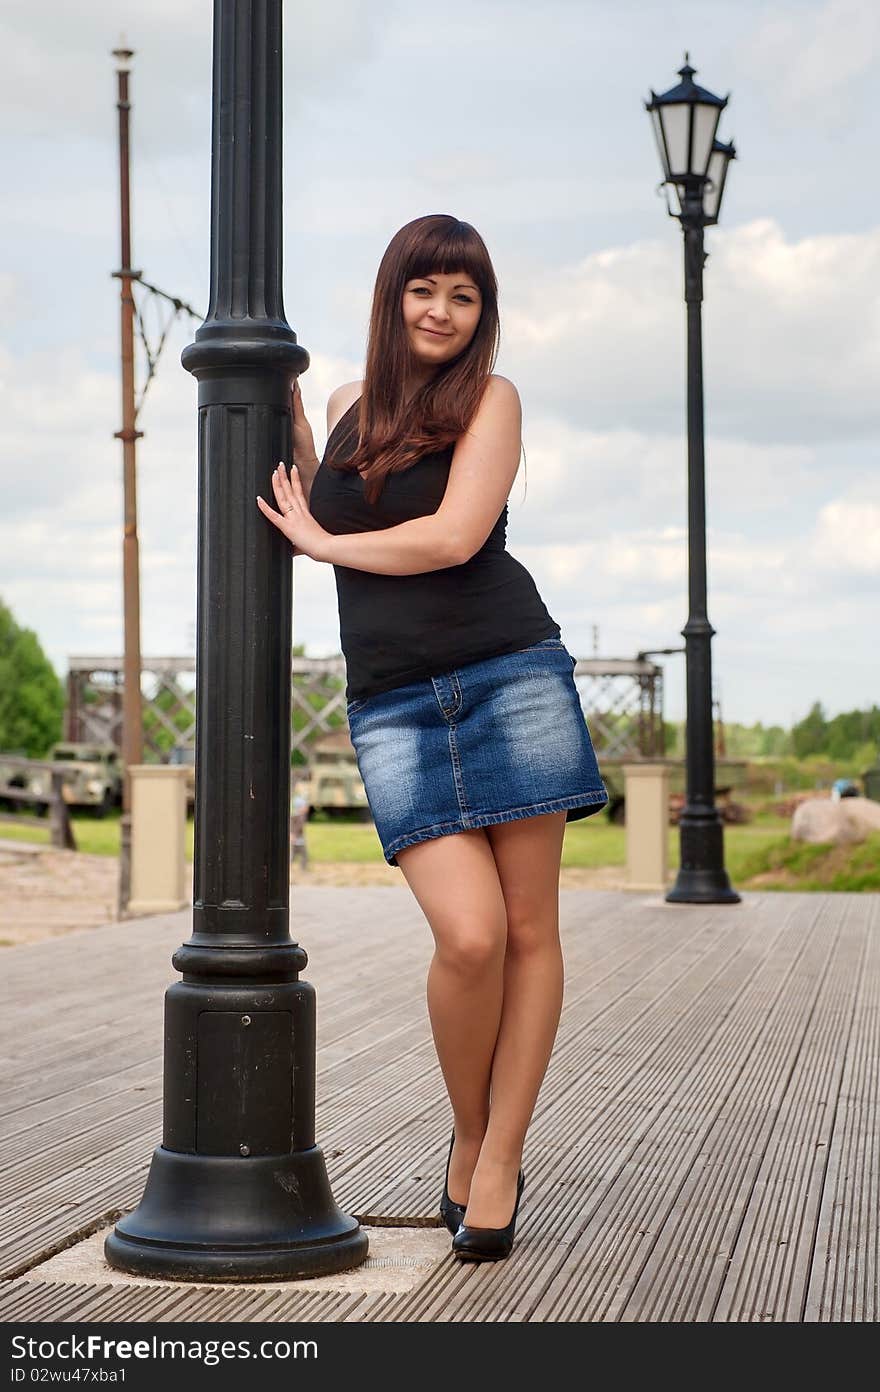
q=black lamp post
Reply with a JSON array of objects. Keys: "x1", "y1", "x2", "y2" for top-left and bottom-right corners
[
  {"x1": 104, "y1": 0, "x2": 369, "y2": 1279},
  {"x1": 646, "y1": 56, "x2": 740, "y2": 905}
]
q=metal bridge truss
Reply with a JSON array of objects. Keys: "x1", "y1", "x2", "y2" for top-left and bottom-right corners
[{"x1": 65, "y1": 653, "x2": 664, "y2": 763}]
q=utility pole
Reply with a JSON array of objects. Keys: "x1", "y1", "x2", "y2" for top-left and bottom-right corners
[
  {"x1": 714, "y1": 689, "x2": 726, "y2": 757},
  {"x1": 111, "y1": 40, "x2": 144, "y2": 919}
]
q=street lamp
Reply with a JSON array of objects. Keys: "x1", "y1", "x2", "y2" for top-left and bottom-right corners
[
  {"x1": 704, "y1": 139, "x2": 737, "y2": 226},
  {"x1": 104, "y1": 0, "x2": 369, "y2": 1279},
  {"x1": 645, "y1": 56, "x2": 740, "y2": 905}
]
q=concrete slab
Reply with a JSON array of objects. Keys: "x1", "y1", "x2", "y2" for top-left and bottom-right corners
[{"x1": 21, "y1": 1223, "x2": 451, "y2": 1295}]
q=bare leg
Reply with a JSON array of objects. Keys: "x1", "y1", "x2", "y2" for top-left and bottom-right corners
[
  {"x1": 396, "y1": 827, "x2": 508, "y2": 1207},
  {"x1": 462, "y1": 810, "x2": 567, "y2": 1228}
]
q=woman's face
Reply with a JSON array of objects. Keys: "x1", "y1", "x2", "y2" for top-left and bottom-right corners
[{"x1": 401, "y1": 269, "x2": 483, "y2": 369}]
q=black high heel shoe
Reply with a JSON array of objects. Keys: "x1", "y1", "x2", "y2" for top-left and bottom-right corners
[
  {"x1": 438, "y1": 1129, "x2": 467, "y2": 1236},
  {"x1": 452, "y1": 1168, "x2": 525, "y2": 1262}
]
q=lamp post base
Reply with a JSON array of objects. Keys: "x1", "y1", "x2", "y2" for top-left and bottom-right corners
[
  {"x1": 666, "y1": 811, "x2": 741, "y2": 904},
  {"x1": 666, "y1": 868, "x2": 741, "y2": 904},
  {"x1": 104, "y1": 1145, "x2": 369, "y2": 1281}
]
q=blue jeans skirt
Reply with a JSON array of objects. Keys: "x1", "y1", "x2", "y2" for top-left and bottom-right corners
[{"x1": 345, "y1": 637, "x2": 609, "y2": 868}]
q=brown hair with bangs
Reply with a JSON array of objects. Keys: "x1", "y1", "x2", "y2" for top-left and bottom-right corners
[{"x1": 328, "y1": 213, "x2": 502, "y2": 505}]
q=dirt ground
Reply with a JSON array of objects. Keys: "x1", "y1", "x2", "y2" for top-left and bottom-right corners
[{"x1": 0, "y1": 839, "x2": 627, "y2": 947}]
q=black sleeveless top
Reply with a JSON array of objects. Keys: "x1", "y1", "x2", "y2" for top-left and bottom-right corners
[{"x1": 309, "y1": 397, "x2": 561, "y2": 702}]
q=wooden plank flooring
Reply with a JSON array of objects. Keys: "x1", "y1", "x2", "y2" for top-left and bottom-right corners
[{"x1": 1, "y1": 887, "x2": 877, "y2": 1322}]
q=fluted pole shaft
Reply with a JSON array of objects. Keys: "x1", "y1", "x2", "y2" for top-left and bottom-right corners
[{"x1": 182, "y1": 0, "x2": 308, "y2": 960}]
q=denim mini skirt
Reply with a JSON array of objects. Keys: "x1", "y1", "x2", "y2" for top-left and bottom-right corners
[{"x1": 345, "y1": 637, "x2": 609, "y2": 868}]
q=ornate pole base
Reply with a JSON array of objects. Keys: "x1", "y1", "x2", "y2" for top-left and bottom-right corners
[
  {"x1": 104, "y1": 1146, "x2": 367, "y2": 1281},
  {"x1": 666, "y1": 809, "x2": 741, "y2": 904},
  {"x1": 104, "y1": 971, "x2": 369, "y2": 1280}
]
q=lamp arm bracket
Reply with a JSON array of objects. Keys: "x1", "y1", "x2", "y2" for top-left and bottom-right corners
[{"x1": 656, "y1": 180, "x2": 681, "y2": 221}]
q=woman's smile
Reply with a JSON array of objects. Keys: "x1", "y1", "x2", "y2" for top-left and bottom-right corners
[{"x1": 402, "y1": 270, "x2": 483, "y2": 387}]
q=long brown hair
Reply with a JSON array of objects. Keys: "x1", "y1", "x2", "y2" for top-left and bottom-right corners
[{"x1": 328, "y1": 214, "x2": 503, "y2": 505}]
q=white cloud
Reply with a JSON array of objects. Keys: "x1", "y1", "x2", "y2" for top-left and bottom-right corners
[
  {"x1": 514, "y1": 414, "x2": 823, "y2": 543},
  {"x1": 741, "y1": 0, "x2": 880, "y2": 127},
  {"x1": 812, "y1": 498, "x2": 880, "y2": 575},
  {"x1": 504, "y1": 219, "x2": 880, "y2": 444},
  {"x1": 0, "y1": 0, "x2": 391, "y2": 147}
]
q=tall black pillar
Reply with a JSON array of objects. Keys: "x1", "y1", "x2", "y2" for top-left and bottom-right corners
[{"x1": 104, "y1": 0, "x2": 369, "y2": 1280}]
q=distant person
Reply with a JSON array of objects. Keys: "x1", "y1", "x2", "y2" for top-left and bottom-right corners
[
  {"x1": 289, "y1": 781, "x2": 309, "y2": 868},
  {"x1": 831, "y1": 777, "x2": 859, "y2": 801},
  {"x1": 257, "y1": 214, "x2": 608, "y2": 1262}
]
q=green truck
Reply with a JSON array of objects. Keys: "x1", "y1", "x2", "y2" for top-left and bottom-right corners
[
  {"x1": 599, "y1": 757, "x2": 750, "y2": 824},
  {"x1": 0, "y1": 742, "x2": 124, "y2": 817},
  {"x1": 302, "y1": 729, "x2": 371, "y2": 819}
]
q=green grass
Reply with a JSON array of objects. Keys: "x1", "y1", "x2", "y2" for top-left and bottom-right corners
[
  {"x1": 0, "y1": 818, "x2": 54, "y2": 847},
  {"x1": 730, "y1": 830, "x2": 880, "y2": 892},
  {"x1": 2, "y1": 807, "x2": 877, "y2": 891},
  {"x1": 0, "y1": 808, "x2": 789, "y2": 874},
  {"x1": 300, "y1": 815, "x2": 388, "y2": 864},
  {"x1": 0, "y1": 810, "x2": 193, "y2": 860},
  {"x1": 560, "y1": 814, "x2": 804, "y2": 879}
]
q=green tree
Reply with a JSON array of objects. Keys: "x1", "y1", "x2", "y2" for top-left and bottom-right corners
[
  {"x1": 792, "y1": 701, "x2": 827, "y2": 759},
  {"x1": 825, "y1": 705, "x2": 880, "y2": 762},
  {"x1": 0, "y1": 597, "x2": 65, "y2": 756},
  {"x1": 758, "y1": 724, "x2": 791, "y2": 757},
  {"x1": 721, "y1": 721, "x2": 792, "y2": 758}
]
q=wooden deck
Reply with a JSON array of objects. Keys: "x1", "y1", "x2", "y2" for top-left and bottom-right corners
[{"x1": 1, "y1": 887, "x2": 877, "y2": 1322}]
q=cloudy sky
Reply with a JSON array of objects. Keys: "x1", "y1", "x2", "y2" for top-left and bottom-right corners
[{"x1": 1, "y1": 0, "x2": 878, "y2": 727}]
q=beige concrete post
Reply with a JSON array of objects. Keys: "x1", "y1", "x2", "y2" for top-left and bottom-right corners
[
  {"x1": 622, "y1": 762, "x2": 672, "y2": 893},
  {"x1": 128, "y1": 765, "x2": 190, "y2": 915}
]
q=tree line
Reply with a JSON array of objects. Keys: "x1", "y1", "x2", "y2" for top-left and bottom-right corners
[{"x1": 666, "y1": 701, "x2": 879, "y2": 765}]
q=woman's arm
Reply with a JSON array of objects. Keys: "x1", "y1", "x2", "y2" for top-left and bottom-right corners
[
  {"x1": 320, "y1": 517, "x2": 459, "y2": 574},
  {"x1": 297, "y1": 454, "x2": 320, "y2": 509},
  {"x1": 289, "y1": 379, "x2": 321, "y2": 506},
  {"x1": 263, "y1": 375, "x2": 520, "y2": 574},
  {"x1": 319, "y1": 376, "x2": 522, "y2": 574},
  {"x1": 296, "y1": 380, "x2": 362, "y2": 506}
]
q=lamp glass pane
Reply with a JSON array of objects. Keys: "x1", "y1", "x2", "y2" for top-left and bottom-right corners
[
  {"x1": 649, "y1": 108, "x2": 670, "y2": 179},
  {"x1": 691, "y1": 102, "x2": 722, "y2": 175},
  {"x1": 704, "y1": 148, "x2": 723, "y2": 221},
  {"x1": 659, "y1": 102, "x2": 690, "y2": 177}
]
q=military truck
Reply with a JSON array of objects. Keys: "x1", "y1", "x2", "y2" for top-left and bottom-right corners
[
  {"x1": 599, "y1": 757, "x2": 750, "y2": 825},
  {"x1": 1, "y1": 742, "x2": 125, "y2": 817},
  {"x1": 0, "y1": 751, "x2": 35, "y2": 815},
  {"x1": 302, "y1": 728, "x2": 371, "y2": 820}
]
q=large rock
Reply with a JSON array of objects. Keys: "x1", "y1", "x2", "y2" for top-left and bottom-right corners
[{"x1": 791, "y1": 796, "x2": 880, "y2": 846}]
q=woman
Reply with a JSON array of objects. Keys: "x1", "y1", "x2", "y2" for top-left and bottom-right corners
[{"x1": 257, "y1": 214, "x2": 608, "y2": 1262}]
